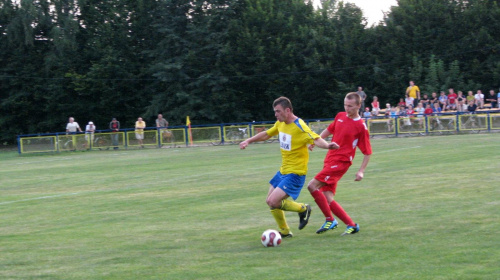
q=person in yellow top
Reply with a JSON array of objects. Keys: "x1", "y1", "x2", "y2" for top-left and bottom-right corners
[
  {"x1": 406, "y1": 80, "x2": 420, "y2": 107},
  {"x1": 240, "y1": 96, "x2": 338, "y2": 238},
  {"x1": 135, "y1": 117, "x2": 146, "y2": 148}
]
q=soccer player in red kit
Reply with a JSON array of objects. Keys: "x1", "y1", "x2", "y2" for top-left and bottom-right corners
[{"x1": 307, "y1": 92, "x2": 372, "y2": 236}]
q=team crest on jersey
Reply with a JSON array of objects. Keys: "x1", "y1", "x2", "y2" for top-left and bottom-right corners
[{"x1": 279, "y1": 132, "x2": 292, "y2": 151}]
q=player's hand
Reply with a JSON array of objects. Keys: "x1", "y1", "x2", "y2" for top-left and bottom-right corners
[
  {"x1": 355, "y1": 171, "x2": 364, "y2": 181},
  {"x1": 328, "y1": 142, "x2": 339, "y2": 150},
  {"x1": 239, "y1": 140, "x2": 249, "y2": 150},
  {"x1": 308, "y1": 144, "x2": 315, "y2": 151}
]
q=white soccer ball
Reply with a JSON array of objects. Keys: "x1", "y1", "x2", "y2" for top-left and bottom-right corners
[{"x1": 261, "y1": 229, "x2": 282, "y2": 247}]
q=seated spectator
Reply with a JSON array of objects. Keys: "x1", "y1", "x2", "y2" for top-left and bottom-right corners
[
  {"x1": 438, "y1": 91, "x2": 448, "y2": 111},
  {"x1": 467, "y1": 99, "x2": 477, "y2": 113},
  {"x1": 415, "y1": 103, "x2": 425, "y2": 128},
  {"x1": 363, "y1": 107, "x2": 372, "y2": 118},
  {"x1": 466, "y1": 90, "x2": 475, "y2": 104},
  {"x1": 397, "y1": 98, "x2": 406, "y2": 108},
  {"x1": 420, "y1": 94, "x2": 430, "y2": 107},
  {"x1": 446, "y1": 88, "x2": 457, "y2": 111},
  {"x1": 424, "y1": 104, "x2": 433, "y2": 115},
  {"x1": 406, "y1": 104, "x2": 415, "y2": 116},
  {"x1": 384, "y1": 103, "x2": 391, "y2": 117},
  {"x1": 429, "y1": 92, "x2": 439, "y2": 104},
  {"x1": 371, "y1": 96, "x2": 380, "y2": 116},
  {"x1": 405, "y1": 94, "x2": 414, "y2": 109},
  {"x1": 432, "y1": 102, "x2": 442, "y2": 115},
  {"x1": 456, "y1": 91, "x2": 466, "y2": 112},
  {"x1": 485, "y1": 89, "x2": 497, "y2": 109},
  {"x1": 498, "y1": 89, "x2": 500, "y2": 109},
  {"x1": 474, "y1": 90, "x2": 484, "y2": 109}
]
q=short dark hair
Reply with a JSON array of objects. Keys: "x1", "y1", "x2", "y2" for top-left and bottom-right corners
[{"x1": 273, "y1": 96, "x2": 293, "y2": 112}]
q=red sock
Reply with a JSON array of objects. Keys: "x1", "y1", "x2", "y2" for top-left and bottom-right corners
[
  {"x1": 311, "y1": 190, "x2": 334, "y2": 221},
  {"x1": 329, "y1": 200, "x2": 355, "y2": 227}
]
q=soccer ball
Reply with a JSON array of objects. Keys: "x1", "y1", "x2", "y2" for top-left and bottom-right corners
[{"x1": 261, "y1": 229, "x2": 282, "y2": 247}]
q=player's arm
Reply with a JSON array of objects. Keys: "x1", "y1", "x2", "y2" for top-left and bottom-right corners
[
  {"x1": 355, "y1": 154, "x2": 371, "y2": 181},
  {"x1": 309, "y1": 129, "x2": 338, "y2": 150},
  {"x1": 239, "y1": 131, "x2": 271, "y2": 149}
]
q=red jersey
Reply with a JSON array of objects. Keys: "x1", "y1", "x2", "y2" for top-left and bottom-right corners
[
  {"x1": 448, "y1": 93, "x2": 457, "y2": 104},
  {"x1": 424, "y1": 108, "x2": 433, "y2": 115},
  {"x1": 325, "y1": 112, "x2": 372, "y2": 163}
]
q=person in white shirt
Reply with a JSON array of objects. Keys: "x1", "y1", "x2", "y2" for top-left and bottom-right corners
[
  {"x1": 85, "y1": 121, "x2": 96, "y2": 142},
  {"x1": 66, "y1": 117, "x2": 82, "y2": 134},
  {"x1": 474, "y1": 90, "x2": 484, "y2": 109}
]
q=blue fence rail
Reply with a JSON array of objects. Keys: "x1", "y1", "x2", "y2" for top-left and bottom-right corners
[{"x1": 16, "y1": 111, "x2": 500, "y2": 154}]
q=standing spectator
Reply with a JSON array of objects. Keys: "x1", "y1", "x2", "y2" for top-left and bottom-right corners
[
  {"x1": 438, "y1": 91, "x2": 448, "y2": 111},
  {"x1": 85, "y1": 121, "x2": 96, "y2": 144},
  {"x1": 485, "y1": 90, "x2": 497, "y2": 109},
  {"x1": 371, "y1": 96, "x2": 380, "y2": 116},
  {"x1": 474, "y1": 90, "x2": 484, "y2": 109},
  {"x1": 109, "y1": 117, "x2": 120, "y2": 149},
  {"x1": 405, "y1": 80, "x2": 421, "y2": 107},
  {"x1": 239, "y1": 96, "x2": 337, "y2": 238},
  {"x1": 497, "y1": 89, "x2": 500, "y2": 108},
  {"x1": 356, "y1": 86, "x2": 367, "y2": 114},
  {"x1": 447, "y1": 88, "x2": 457, "y2": 111},
  {"x1": 66, "y1": 117, "x2": 82, "y2": 134},
  {"x1": 467, "y1": 99, "x2": 477, "y2": 113},
  {"x1": 135, "y1": 117, "x2": 146, "y2": 148},
  {"x1": 456, "y1": 91, "x2": 466, "y2": 112},
  {"x1": 306, "y1": 92, "x2": 372, "y2": 236},
  {"x1": 156, "y1": 113, "x2": 171, "y2": 142}
]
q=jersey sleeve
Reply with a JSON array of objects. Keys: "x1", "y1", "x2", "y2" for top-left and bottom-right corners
[
  {"x1": 266, "y1": 121, "x2": 279, "y2": 137},
  {"x1": 297, "y1": 119, "x2": 319, "y2": 144},
  {"x1": 357, "y1": 121, "x2": 372, "y2": 156}
]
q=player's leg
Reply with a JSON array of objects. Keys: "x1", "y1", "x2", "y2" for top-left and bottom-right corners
[
  {"x1": 323, "y1": 178, "x2": 360, "y2": 236},
  {"x1": 267, "y1": 186, "x2": 293, "y2": 237},
  {"x1": 308, "y1": 179, "x2": 338, "y2": 234}
]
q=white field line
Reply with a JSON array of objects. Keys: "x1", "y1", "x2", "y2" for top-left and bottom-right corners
[{"x1": 375, "y1": 146, "x2": 421, "y2": 154}]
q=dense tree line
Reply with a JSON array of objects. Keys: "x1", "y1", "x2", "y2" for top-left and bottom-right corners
[{"x1": 1, "y1": 0, "x2": 499, "y2": 143}]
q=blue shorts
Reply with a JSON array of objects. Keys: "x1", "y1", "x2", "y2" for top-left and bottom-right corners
[{"x1": 269, "y1": 171, "x2": 306, "y2": 200}]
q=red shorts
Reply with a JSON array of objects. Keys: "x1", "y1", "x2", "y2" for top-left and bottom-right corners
[{"x1": 314, "y1": 161, "x2": 352, "y2": 195}]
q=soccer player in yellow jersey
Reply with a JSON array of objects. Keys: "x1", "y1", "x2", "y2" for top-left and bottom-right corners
[{"x1": 240, "y1": 97, "x2": 338, "y2": 238}]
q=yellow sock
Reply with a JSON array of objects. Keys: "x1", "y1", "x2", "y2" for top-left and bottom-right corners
[
  {"x1": 281, "y1": 199, "x2": 307, "y2": 213},
  {"x1": 270, "y1": 208, "x2": 290, "y2": 234}
]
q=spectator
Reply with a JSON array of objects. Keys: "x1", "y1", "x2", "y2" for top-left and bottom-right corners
[
  {"x1": 429, "y1": 92, "x2": 439, "y2": 104},
  {"x1": 415, "y1": 103, "x2": 425, "y2": 128},
  {"x1": 432, "y1": 102, "x2": 442, "y2": 115},
  {"x1": 356, "y1": 86, "x2": 367, "y2": 113},
  {"x1": 497, "y1": 89, "x2": 500, "y2": 108},
  {"x1": 456, "y1": 91, "x2": 466, "y2": 112},
  {"x1": 467, "y1": 99, "x2": 477, "y2": 113},
  {"x1": 363, "y1": 107, "x2": 372, "y2": 118},
  {"x1": 406, "y1": 104, "x2": 415, "y2": 116},
  {"x1": 384, "y1": 103, "x2": 391, "y2": 117},
  {"x1": 485, "y1": 90, "x2": 497, "y2": 109},
  {"x1": 109, "y1": 117, "x2": 120, "y2": 149},
  {"x1": 447, "y1": 88, "x2": 457, "y2": 111},
  {"x1": 438, "y1": 91, "x2": 448, "y2": 111},
  {"x1": 397, "y1": 98, "x2": 406, "y2": 108},
  {"x1": 405, "y1": 80, "x2": 421, "y2": 107},
  {"x1": 135, "y1": 117, "x2": 146, "y2": 148},
  {"x1": 474, "y1": 90, "x2": 484, "y2": 109},
  {"x1": 405, "y1": 94, "x2": 414, "y2": 109},
  {"x1": 420, "y1": 93, "x2": 430, "y2": 107},
  {"x1": 85, "y1": 121, "x2": 96, "y2": 143},
  {"x1": 466, "y1": 90, "x2": 475, "y2": 104},
  {"x1": 156, "y1": 113, "x2": 171, "y2": 142},
  {"x1": 66, "y1": 117, "x2": 82, "y2": 134},
  {"x1": 424, "y1": 104, "x2": 433, "y2": 116},
  {"x1": 371, "y1": 96, "x2": 380, "y2": 116}
]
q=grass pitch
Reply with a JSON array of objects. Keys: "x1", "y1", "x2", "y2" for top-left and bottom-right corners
[{"x1": 1, "y1": 134, "x2": 499, "y2": 279}]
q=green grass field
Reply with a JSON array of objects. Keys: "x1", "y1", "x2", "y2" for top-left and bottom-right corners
[{"x1": 1, "y1": 134, "x2": 499, "y2": 279}]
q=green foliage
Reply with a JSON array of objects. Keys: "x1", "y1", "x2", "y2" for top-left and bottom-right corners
[{"x1": 1, "y1": 0, "x2": 500, "y2": 142}]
